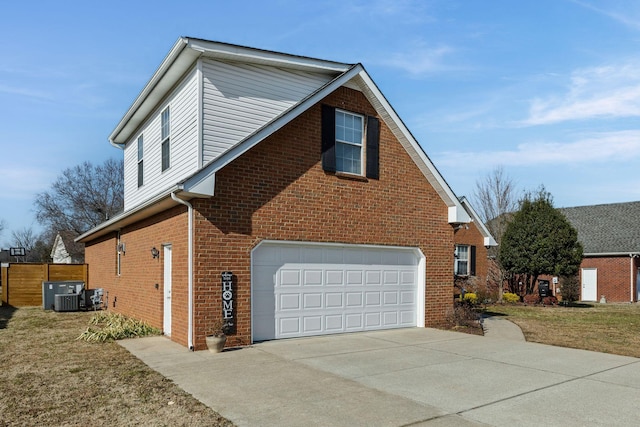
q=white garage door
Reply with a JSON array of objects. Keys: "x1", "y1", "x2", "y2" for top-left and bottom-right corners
[{"x1": 252, "y1": 241, "x2": 424, "y2": 341}]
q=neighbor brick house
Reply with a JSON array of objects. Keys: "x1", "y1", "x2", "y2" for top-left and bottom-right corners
[
  {"x1": 77, "y1": 37, "x2": 473, "y2": 350},
  {"x1": 453, "y1": 197, "x2": 497, "y2": 299},
  {"x1": 559, "y1": 201, "x2": 640, "y2": 303}
]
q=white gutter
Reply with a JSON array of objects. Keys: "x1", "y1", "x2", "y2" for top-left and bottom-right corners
[{"x1": 171, "y1": 191, "x2": 194, "y2": 351}]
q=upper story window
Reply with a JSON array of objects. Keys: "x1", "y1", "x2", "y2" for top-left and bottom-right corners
[
  {"x1": 335, "y1": 110, "x2": 363, "y2": 175},
  {"x1": 321, "y1": 105, "x2": 379, "y2": 179},
  {"x1": 137, "y1": 135, "x2": 144, "y2": 187},
  {"x1": 161, "y1": 107, "x2": 171, "y2": 171},
  {"x1": 455, "y1": 245, "x2": 476, "y2": 276}
]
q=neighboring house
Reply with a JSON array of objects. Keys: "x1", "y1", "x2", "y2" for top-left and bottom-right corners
[
  {"x1": 454, "y1": 197, "x2": 498, "y2": 298},
  {"x1": 77, "y1": 37, "x2": 472, "y2": 351},
  {"x1": 559, "y1": 201, "x2": 640, "y2": 303},
  {"x1": 50, "y1": 232, "x2": 84, "y2": 264}
]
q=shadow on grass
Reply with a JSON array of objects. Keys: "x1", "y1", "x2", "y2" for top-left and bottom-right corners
[
  {"x1": 560, "y1": 302, "x2": 595, "y2": 308},
  {"x1": 0, "y1": 305, "x2": 18, "y2": 329}
]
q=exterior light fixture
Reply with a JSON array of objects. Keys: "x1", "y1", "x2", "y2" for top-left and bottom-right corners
[{"x1": 151, "y1": 247, "x2": 160, "y2": 259}]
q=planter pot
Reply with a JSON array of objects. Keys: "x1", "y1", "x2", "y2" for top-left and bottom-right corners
[{"x1": 206, "y1": 335, "x2": 227, "y2": 353}]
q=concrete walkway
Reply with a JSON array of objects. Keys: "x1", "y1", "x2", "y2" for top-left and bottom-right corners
[
  {"x1": 481, "y1": 314, "x2": 526, "y2": 341},
  {"x1": 121, "y1": 328, "x2": 640, "y2": 427}
]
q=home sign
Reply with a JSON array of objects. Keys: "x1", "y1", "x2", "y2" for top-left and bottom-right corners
[{"x1": 221, "y1": 271, "x2": 236, "y2": 334}]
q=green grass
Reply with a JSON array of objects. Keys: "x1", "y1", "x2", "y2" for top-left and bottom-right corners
[{"x1": 486, "y1": 303, "x2": 640, "y2": 358}]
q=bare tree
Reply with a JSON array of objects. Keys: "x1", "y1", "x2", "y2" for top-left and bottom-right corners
[
  {"x1": 34, "y1": 158, "x2": 124, "y2": 237},
  {"x1": 472, "y1": 166, "x2": 518, "y2": 243},
  {"x1": 10, "y1": 226, "x2": 52, "y2": 262},
  {"x1": 472, "y1": 166, "x2": 519, "y2": 300}
]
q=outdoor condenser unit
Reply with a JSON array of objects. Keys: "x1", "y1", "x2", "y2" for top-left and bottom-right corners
[{"x1": 54, "y1": 294, "x2": 79, "y2": 312}]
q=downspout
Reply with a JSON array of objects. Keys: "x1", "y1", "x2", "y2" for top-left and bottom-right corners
[{"x1": 171, "y1": 191, "x2": 194, "y2": 351}]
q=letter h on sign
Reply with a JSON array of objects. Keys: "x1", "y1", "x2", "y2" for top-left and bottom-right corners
[{"x1": 221, "y1": 271, "x2": 236, "y2": 334}]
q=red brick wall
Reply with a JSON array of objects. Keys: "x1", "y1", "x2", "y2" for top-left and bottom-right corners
[
  {"x1": 191, "y1": 86, "x2": 454, "y2": 349},
  {"x1": 454, "y1": 223, "x2": 490, "y2": 297},
  {"x1": 85, "y1": 206, "x2": 190, "y2": 346},
  {"x1": 581, "y1": 256, "x2": 637, "y2": 303}
]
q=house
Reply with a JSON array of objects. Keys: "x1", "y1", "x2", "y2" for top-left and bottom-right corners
[
  {"x1": 453, "y1": 197, "x2": 498, "y2": 299},
  {"x1": 50, "y1": 232, "x2": 85, "y2": 264},
  {"x1": 77, "y1": 37, "x2": 472, "y2": 350},
  {"x1": 559, "y1": 201, "x2": 640, "y2": 303}
]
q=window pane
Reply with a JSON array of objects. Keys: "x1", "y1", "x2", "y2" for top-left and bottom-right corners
[
  {"x1": 138, "y1": 161, "x2": 143, "y2": 187},
  {"x1": 457, "y1": 261, "x2": 468, "y2": 276},
  {"x1": 161, "y1": 107, "x2": 170, "y2": 140},
  {"x1": 336, "y1": 142, "x2": 361, "y2": 174},
  {"x1": 137, "y1": 136, "x2": 143, "y2": 160},
  {"x1": 162, "y1": 139, "x2": 170, "y2": 171}
]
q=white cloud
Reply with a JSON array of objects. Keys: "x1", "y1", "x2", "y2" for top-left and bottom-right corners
[
  {"x1": 572, "y1": 0, "x2": 640, "y2": 30},
  {"x1": 522, "y1": 62, "x2": 640, "y2": 125},
  {"x1": 383, "y1": 42, "x2": 454, "y2": 75},
  {"x1": 0, "y1": 84, "x2": 53, "y2": 101},
  {"x1": 436, "y1": 130, "x2": 640, "y2": 169}
]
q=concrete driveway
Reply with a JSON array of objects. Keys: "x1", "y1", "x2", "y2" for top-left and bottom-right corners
[{"x1": 120, "y1": 328, "x2": 640, "y2": 426}]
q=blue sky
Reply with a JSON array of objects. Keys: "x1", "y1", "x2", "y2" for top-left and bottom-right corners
[{"x1": 2, "y1": 0, "x2": 640, "y2": 242}]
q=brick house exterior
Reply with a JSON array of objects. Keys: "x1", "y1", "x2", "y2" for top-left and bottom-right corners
[
  {"x1": 559, "y1": 202, "x2": 640, "y2": 303},
  {"x1": 78, "y1": 38, "x2": 475, "y2": 350},
  {"x1": 453, "y1": 197, "x2": 497, "y2": 299}
]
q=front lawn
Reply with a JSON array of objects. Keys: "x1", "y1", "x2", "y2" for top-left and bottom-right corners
[{"x1": 486, "y1": 303, "x2": 640, "y2": 358}]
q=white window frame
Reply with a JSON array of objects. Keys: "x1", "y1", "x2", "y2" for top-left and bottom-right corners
[
  {"x1": 137, "y1": 135, "x2": 144, "y2": 187},
  {"x1": 335, "y1": 109, "x2": 364, "y2": 175},
  {"x1": 161, "y1": 106, "x2": 170, "y2": 172},
  {"x1": 454, "y1": 245, "x2": 469, "y2": 276}
]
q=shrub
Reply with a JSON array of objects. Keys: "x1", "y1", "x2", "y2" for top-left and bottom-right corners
[
  {"x1": 542, "y1": 296, "x2": 558, "y2": 306},
  {"x1": 523, "y1": 294, "x2": 540, "y2": 305},
  {"x1": 502, "y1": 292, "x2": 520, "y2": 304},
  {"x1": 559, "y1": 274, "x2": 580, "y2": 303},
  {"x1": 461, "y1": 292, "x2": 478, "y2": 305},
  {"x1": 445, "y1": 303, "x2": 481, "y2": 329},
  {"x1": 78, "y1": 312, "x2": 162, "y2": 343}
]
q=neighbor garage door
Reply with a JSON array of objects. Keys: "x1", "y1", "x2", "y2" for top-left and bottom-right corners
[{"x1": 252, "y1": 241, "x2": 423, "y2": 341}]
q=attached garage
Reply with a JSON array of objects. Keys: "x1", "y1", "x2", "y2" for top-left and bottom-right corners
[{"x1": 251, "y1": 241, "x2": 425, "y2": 341}]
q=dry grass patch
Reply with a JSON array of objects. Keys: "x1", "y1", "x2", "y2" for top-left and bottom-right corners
[
  {"x1": 0, "y1": 306, "x2": 234, "y2": 426},
  {"x1": 486, "y1": 303, "x2": 640, "y2": 358}
]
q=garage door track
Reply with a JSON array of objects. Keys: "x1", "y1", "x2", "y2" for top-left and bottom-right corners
[{"x1": 120, "y1": 328, "x2": 640, "y2": 426}]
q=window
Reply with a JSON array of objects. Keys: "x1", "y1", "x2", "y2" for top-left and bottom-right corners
[
  {"x1": 455, "y1": 245, "x2": 476, "y2": 276},
  {"x1": 321, "y1": 105, "x2": 379, "y2": 179},
  {"x1": 335, "y1": 110, "x2": 363, "y2": 174},
  {"x1": 137, "y1": 135, "x2": 144, "y2": 187},
  {"x1": 161, "y1": 107, "x2": 170, "y2": 171}
]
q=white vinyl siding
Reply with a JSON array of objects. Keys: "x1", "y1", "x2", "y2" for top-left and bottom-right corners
[
  {"x1": 123, "y1": 68, "x2": 199, "y2": 211},
  {"x1": 201, "y1": 59, "x2": 334, "y2": 164}
]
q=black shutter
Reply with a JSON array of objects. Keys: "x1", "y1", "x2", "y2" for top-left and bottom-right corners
[
  {"x1": 366, "y1": 116, "x2": 380, "y2": 179},
  {"x1": 470, "y1": 245, "x2": 476, "y2": 276},
  {"x1": 321, "y1": 105, "x2": 336, "y2": 172}
]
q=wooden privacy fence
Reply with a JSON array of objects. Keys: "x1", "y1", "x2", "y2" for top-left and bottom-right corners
[{"x1": 1, "y1": 263, "x2": 89, "y2": 307}]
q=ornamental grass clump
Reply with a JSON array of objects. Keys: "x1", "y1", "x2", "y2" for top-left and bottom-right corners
[{"x1": 78, "y1": 311, "x2": 161, "y2": 343}]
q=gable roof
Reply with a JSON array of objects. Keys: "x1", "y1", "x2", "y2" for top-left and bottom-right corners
[
  {"x1": 77, "y1": 38, "x2": 469, "y2": 243},
  {"x1": 459, "y1": 197, "x2": 498, "y2": 247},
  {"x1": 559, "y1": 201, "x2": 640, "y2": 255}
]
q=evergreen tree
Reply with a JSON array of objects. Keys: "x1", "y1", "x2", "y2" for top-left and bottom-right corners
[{"x1": 499, "y1": 188, "x2": 583, "y2": 295}]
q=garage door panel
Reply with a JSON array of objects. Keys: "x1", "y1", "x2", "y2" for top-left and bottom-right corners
[
  {"x1": 303, "y1": 293, "x2": 322, "y2": 309},
  {"x1": 346, "y1": 292, "x2": 363, "y2": 307},
  {"x1": 280, "y1": 270, "x2": 300, "y2": 286},
  {"x1": 346, "y1": 270, "x2": 363, "y2": 285},
  {"x1": 365, "y1": 312, "x2": 381, "y2": 327},
  {"x1": 345, "y1": 313, "x2": 363, "y2": 329},
  {"x1": 279, "y1": 294, "x2": 300, "y2": 310},
  {"x1": 325, "y1": 270, "x2": 343, "y2": 286},
  {"x1": 325, "y1": 315, "x2": 343, "y2": 330},
  {"x1": 303, "y1": 270, "x2": 323, "y2": 286},
  {"x1": 365, "y1": 291, "x2": 381, "y2": 306},
  {"x1": 365, "y1": 270, "x2": 381, "y2": 285},
  {"x1": 252, "y1": 242, "x2": 419, "y2": 341},
  {"x1": 280, "y1": 317, "x2": 301, "y2": 335}
]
